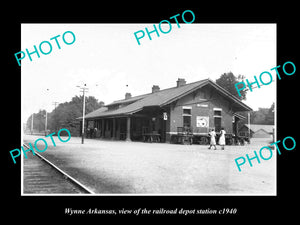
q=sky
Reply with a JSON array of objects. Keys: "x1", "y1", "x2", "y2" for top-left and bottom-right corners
[{"x1": 21, "y1": 23, "x2": 276, "y2": 123}]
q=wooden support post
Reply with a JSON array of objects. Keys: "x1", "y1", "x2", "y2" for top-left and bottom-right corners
[
  {"x1": 101, "y1": 119, "x2": 105, "y2": 139},
  {"x1": 112, "y1": 118, "x2": 116, "y2": 140},
  {"x1": 116, "y1": 118, "x2": 121, "y2": 139},
  {"x1": 126, "y1": 117, "x2": 131, "y2": 141}
]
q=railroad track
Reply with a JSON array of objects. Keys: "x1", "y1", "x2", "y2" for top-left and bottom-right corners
[{"x1": 23, "y1": 143, "x2": 95, "y2": 194}]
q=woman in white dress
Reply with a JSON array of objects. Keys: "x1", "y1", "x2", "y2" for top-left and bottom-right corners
[
  {"x1": 208, "y1": 129, "x2": 217, "y2": 150},
  {"x1": 218, "y1": 127, "x2": 226, "y2": 150}
]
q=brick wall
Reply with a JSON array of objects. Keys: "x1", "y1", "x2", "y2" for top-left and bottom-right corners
[{"x1": 167, "y1": 85, "x2": 234, "y2": 140}]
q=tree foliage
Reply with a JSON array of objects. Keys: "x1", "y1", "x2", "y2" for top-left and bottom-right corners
[
  {"x1": 25, "y1": 109, "x2": 47, "y2": 133},
  {"x1": 26, "y1": 95, "x2": 104, "y2": 136},
  {"x1": 237, "y1": 102, "x2": 275, "y2": 127},
  {"x1": 216, "y1": 72, "x2": 247, "y2": 100},
  {"x1": 216, "y1": 72, "x2": 274, "y2": 126},
  {"x1": 251, "y1": 102, "x2": 274, "y2": 125}
]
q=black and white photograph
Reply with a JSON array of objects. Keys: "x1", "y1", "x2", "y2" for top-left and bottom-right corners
[
  {"x1": 21, "y1": 23, "x2": 276, "y2": 195},
  {"x1": 4, "y1": 5, "x2": 298, "y2": 220}
]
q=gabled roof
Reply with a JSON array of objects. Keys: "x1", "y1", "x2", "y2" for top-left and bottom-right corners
[
  {"x1": 242, "y1": 124, "x2": 274, "y2": 133},
  {"x1": 233, "y1": 113, "x2": 246, "y2": 120},
  {"x1": 84, "y1": 78, "x2": 252, "y2": 119},
  {"x1": 84, "y1": 107, "x2": 108, "y2": 119},
  {"x1": 107, "y1": 93, "x2": 151, "y2": 106}
]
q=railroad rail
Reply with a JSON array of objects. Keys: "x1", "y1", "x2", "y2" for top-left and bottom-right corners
[{"x1": 23, "y1": 143, "x2": 95, "y2": 194}]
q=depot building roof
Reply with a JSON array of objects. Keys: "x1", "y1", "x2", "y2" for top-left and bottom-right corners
[{"x1": 81, "y1": 78, "x2": 252, "y2": 119}]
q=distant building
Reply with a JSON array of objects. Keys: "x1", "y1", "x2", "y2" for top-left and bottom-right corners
[
  {"x1": 80, "y1": 78, "x2": 252, "y2": 142},
  {"x1": 239, "y1": 124, "x2": 274, "y2": 138}
]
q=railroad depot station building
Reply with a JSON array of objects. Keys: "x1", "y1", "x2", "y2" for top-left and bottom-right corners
[{"x1": 81, "y1": 78, "x2": 252, "y2": 143}]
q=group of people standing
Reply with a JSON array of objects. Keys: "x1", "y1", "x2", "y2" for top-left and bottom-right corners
[
  {"x1": 86, "y1": 127, "x2": 99, "y2": 138},
  {"x1": 208, "y1": 128, "x2": 226, "y2": 150}
]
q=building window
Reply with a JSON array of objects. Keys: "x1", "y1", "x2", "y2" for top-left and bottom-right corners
[
  {"x1": 214, "y1": 117, "x2": 221, "y2": 132},
  {"x1": 213, "y1": 108, "x2": 222, "y2": 132},
  {"x1": 239, "y1": 131, "x2": 246, "y2": 137},
  {"x1": 183, "y1": 108, "x2": 191, "y2": 115},
  {"x1": 182, "y1": 106, "x2": 192, "y2": 128},
  {"x1": 182, "y1": 106, "x2": 192, "y2": 115},
  {"x1": 213, "y1": 108, "x2": 222, "y2": 117},
  {"x1": 183, "y1": 116, "x2": 191, "y2": 128}
]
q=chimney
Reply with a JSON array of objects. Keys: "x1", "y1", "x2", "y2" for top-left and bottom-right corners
[
  {"x1": 125, "y1": 92, "x2": 132, "y2": 99},
  {"x1": 152, "y1": 85, "x2": 160, "y2": 93},
  {"x1": 176, "y1": 78, "x2": 186, "y2": 87}
]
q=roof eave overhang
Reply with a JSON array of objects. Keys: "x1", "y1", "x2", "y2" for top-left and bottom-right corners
[
  {"x1": 160, "y1": 81, "x2": 208, "y2": 107},
  {"x1": 82, "y1": 108, "x2": 144, "y2": 120},
  {"x1": 160, "y1": 79, "x2": 252, "y2": 112},
  {"x1": 208, "y1": 80, "x2": 252, "y2": 111}
]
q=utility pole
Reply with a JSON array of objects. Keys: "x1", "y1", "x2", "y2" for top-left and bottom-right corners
[
  {"x1": 31, "y1": 113, "x2": 34, "y2": 135},
  {"x1": 248, "y1": 112, "x2": 251, "y2": 144},
  {"x1": 77, "y1": 84, "x2": 88, "y2": 144},
  {"x1": 272, "y1": 108, "x2": 275, "y2": 143},
  {"x1": 52, "y1": 101, "x2": 59, "y2": 131},
  {"x1": 45, "y1": 111, "x2": 48, "y2": 135},
  {"x1": 52, "y1": 101, "x2": 59, "y2": 110}
]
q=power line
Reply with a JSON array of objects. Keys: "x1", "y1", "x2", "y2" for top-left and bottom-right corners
[{"x1": 52, "y1": 101, "x2": 59, "y2": 111}]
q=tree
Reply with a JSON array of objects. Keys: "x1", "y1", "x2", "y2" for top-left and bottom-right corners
[
  {"x1": 237, "y1": 103, "x2": 275, "y2": 127},
  {"x1": 216, "y1": 72, "x2": 248, "y2": 100},
  {"x1": 48, "y1": 95, "x2": 105, "y2": 136},
  {"x1": 26, "y1": 95, "x2": 105, "y2": 136},
  {"x1": 251, "y1": 103, "x2": 274, "y2": 125},
  {"x1": 26, "y1": 109, "x2": 46, "y2": 133},
  {"x1": 265, "y1": 102, "x2": 275, "y2": 124}
]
